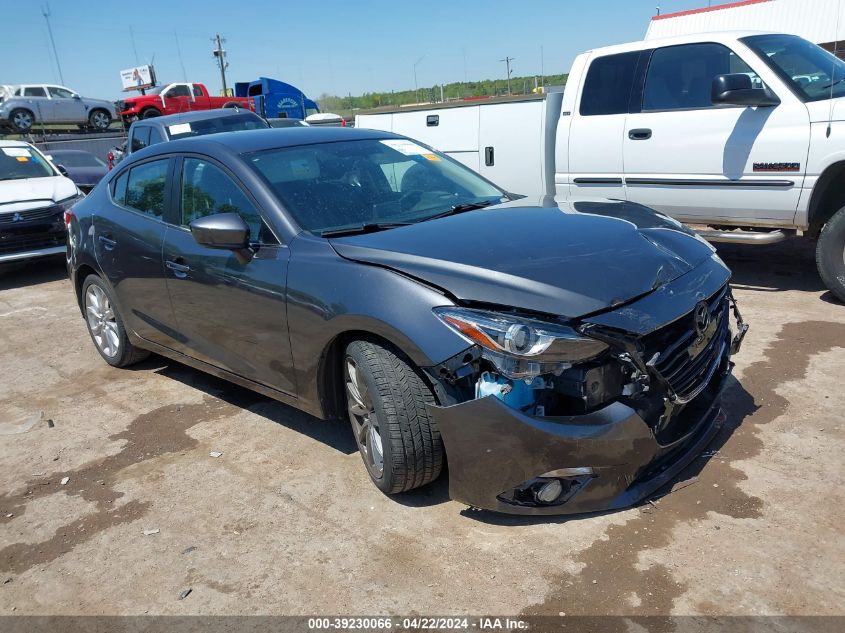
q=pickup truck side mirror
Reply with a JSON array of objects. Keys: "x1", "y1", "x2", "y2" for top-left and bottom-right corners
[
  {"x1": 711, "y1": 73, "x2": 780, "y2": 107},
  {"x1": 56, "y1": 164, "x2": 69, "y2": 177}
]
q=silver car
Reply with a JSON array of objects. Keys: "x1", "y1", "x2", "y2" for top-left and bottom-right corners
[{"x1": 0, "y1": 84, "x2": 117, "y2": 133}]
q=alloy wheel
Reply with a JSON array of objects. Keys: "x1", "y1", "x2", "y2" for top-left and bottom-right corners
[
  {"x1": 85, "y1": 285, "x2": 120, "y2": 358},
  {"x1": 91, "y1": 111, "x2": 110, "y2": 129},
  {"x1": 345, "y1": 357, "x2": 384, "y2": 478}
]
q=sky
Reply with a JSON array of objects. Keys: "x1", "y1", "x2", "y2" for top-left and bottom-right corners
[{"x1": 1, "y1": 0, "x2": 720, "y2": 101}]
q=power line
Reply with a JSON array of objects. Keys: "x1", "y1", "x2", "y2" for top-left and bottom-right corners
[
  {"x1": 41, "y1": 3, "x2": 64, "y2": 85},
  {"x1": 500, "y1": 56, "x2": 515, "y2": 95}
]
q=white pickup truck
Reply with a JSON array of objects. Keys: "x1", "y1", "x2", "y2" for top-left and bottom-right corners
[{"x1": 357, "y1": 31, "x2": 845, "y2": 302}]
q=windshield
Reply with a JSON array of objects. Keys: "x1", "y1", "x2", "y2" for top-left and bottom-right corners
[
  {"x1": 144, "y1": 85, "x2": 167, "y2": 95},
  {"x1": 0, "y1": 145, "x2": 56, "y2": 180},
  {"x1": 246, "y1": 138, "x2": 506, "y2": 235},
  {"x1": 51, "y1": 152, "x2": 106, "y2": 168},
  {"x1": 167, "y1": 113, "x2": 270, "y2": 139},
  {"x1": 742, "y1": 34, "x2": 845, "y2": 102}
]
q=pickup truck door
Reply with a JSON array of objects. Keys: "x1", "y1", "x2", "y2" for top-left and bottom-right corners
[
  {"x1": 622, "y1": 41, "x2": 810, "y2": 225},
  {"x1": 162, "y1": 84, "x2": 193, "y2": 113},
  {"x1": 161, "y1": 156, "x2": 296, "y2": 395},
  {"x1": 47, "y1": 86, "x2": 86, "y2": 123},
  {"x1": 563, "y1": 51, "x2": 642, "y2": 200}
]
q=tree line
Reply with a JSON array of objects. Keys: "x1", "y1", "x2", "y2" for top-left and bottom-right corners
[{"x1": 316, "y1": 73, "x2": 569, "y2": 115}]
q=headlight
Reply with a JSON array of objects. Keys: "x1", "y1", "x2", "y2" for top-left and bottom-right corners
[{"x1": 433, "y1": 307, "x2": 608, "y2": 379}]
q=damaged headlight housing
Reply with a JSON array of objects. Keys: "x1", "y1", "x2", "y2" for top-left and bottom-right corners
[{"x1": 433, "y1": 307, "x2": 608, "y2": 379}]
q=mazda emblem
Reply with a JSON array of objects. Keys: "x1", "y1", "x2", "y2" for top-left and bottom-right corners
[{"x1": 694, "y1": 301, "x2": 711, "y2": 336}]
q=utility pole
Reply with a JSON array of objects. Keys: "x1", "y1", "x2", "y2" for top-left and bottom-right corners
[
  {"x1": 413, "y1": 55, "x2": 426, "y2": 103},
  {"x1": 500, "y1": 56, "x2": 515, "y2": 95},
  {"x1": 41, "y1": 4, "x2": 64, "y2": 85},
  {"x1": 211, "y1": 34, "x2": 229, "y2": 96}
]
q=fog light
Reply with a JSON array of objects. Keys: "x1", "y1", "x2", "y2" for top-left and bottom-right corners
[{"x1": 535, "y1": 479, "x2": 563, "y2": 504}]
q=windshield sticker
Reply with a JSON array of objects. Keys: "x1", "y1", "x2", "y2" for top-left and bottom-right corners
[
  {"x1": 421, "y1": 153, "x2": 441, "y2": 161},
  {"x1": 168, "y1": 123, "x2": 192, "y2": 135},
  {"x1": 2, "y1": 148, "x2": 32, "y2": 158},
  {"x1": 15, "y1": 156, "x2": 31, "y2": 162},
  {"x1": 380, "y1": 139, "x2": 432, "y2": 156}
]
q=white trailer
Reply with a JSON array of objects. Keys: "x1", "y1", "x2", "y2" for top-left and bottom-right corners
[{"x1": 356, "y1": 93, "x2": 564, "y2": 197}]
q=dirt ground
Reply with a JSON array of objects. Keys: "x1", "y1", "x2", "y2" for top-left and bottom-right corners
[{"x1": 0, "y1": 237, "x2": 843, "y2": 620}]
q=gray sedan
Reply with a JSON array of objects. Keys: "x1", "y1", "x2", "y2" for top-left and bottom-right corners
[{"x1": 0, "y1": 84, "x2": 117, "y2": 132}]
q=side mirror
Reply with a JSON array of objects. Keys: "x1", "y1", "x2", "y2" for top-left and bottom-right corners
[
  {"x1": 56, "y1": 164, "x2": 69, "y2": 177},
  {"x1": 72, "y1": 94, "x2": 81, "y2": 100},
  {"x1": 189, "y1": 212, "x2": 250, "y2": 250},
  {"x1": 711, "y1": 73, "x2": 780, "y2": 107}
]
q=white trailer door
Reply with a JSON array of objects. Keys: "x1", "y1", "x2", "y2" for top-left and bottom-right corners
[
  {"x1": 477, "y1": 101, "x2": 545, "y2": 195},
  {"x1": 623, "y1": 41, "x2": 809, "y2": 224},
  {"x1": 389, "y1": 106, "x2": 480, "y2": 172}
]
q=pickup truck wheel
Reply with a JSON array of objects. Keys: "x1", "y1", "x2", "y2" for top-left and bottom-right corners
[
  {"x1": 88, "y1": 109, "x2": 111, "y2": 130},
  {"x1": 816, "y1": 206, "x2": 845, "y2": 303},
  {"x1": 344, "y1": 339, "x2": 443, "y2": 495},
  {"x1": 140, "y1": 108, "x2": 161, "y2": 119},
  {"x1": 222, "y1": 102, "x2": 240, "y2": 109},
  {"x1": 82, "y1": 275, "x2": 150, "y2": 367},
  {"x1": 9, "y1": 109, "x2": 34, "y2": 133}
]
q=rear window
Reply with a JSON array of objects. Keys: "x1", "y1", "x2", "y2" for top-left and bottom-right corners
[
  {"x1": 165, "y1": 113, "x2": 269, "y2": 139},
  {"x1": 580, "y1": 51, "x2": 640, "y2": 116},
  {"x1": 579, "y1": 52, "x2": 639, "y2": 116}
]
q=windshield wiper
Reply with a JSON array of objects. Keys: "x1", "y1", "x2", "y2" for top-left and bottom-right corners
[
  {"x1": 320, "y1": 222, "x2": 411, "y2": 238},
  {"x1": 819, "y1": 77, "x2": 845, "y2": 91},
  {"x1": 421, "y1": 199, "x2": 495, "y2": 223}
]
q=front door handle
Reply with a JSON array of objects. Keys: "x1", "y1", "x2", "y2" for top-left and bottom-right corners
[
  {"x1": 628, "y1": 128, "x2": 652, "y2": 140},
  {"x1": 166, "y1": 258, "x2": 191, "y2": 278},
  {"x1": 98, "y1": 235, "x2": 116, "y2": 250}
]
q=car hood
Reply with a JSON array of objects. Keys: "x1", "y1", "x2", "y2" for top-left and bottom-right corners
[
  {"x1": 0, "y1": 175, "x2": 78, "y2": 213},
  {"x1": 329, "y1": 197, "x2": 717, "y2": 319},
  {"x1": 61, "y1": 166, "x2": 107, "y2": 186}
]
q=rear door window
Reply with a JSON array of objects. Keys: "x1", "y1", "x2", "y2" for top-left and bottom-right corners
[
  {"x1": 579, "y1": 52, "x2": 640, "y2": 116},
  {"x1": 23, "y1": 86, "x2": 47, "y2": 97},
  {"x1": 125, "y1": 160, "x2": 169, "y2": 218},
  {"x1": 642, "y1": 43, "x2": 761, "y2": 111}
]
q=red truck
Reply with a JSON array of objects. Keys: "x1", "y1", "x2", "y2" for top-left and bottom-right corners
[{"x1": 117, "y1": 82, "x2": 253, "y2": 123}]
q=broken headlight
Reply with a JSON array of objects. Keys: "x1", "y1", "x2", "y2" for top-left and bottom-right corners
[{"x1": 433, "y1": 307, "x2": 608, "y2": 379}]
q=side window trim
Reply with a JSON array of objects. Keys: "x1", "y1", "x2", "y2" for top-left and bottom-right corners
[{"x1": 173, "y1": 153, "x2": 281, "y2": 246}]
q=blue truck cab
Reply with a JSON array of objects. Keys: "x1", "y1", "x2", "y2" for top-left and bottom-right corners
[{"x1": 235, "y1": 77, "x2": 320, "y2": 120}]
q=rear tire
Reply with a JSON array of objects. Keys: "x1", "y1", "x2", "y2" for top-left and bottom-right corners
[
  {"x1": 81, "y1": 275, "x2": 150, "y2": 367},
  {"x1": 9, "y1": 108, "x2": 34, "y2": 133},
  {"x1": 816, "y1": 205, "x2": 845, "y2": 303},
  {"x1": 344, "y1": 339, "x2": 443, "y2": 494}
]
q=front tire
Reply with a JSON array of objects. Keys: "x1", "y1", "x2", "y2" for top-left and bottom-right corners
[
  {"x1": 816, "y1": 206, "x2": 845, "y2": 303},
  {"x1": 140, "y1": 107, "x2": 161, "y2": 119},
  {"x1": 88, "y1": 109, "x2": 111, "y2": 131},
  {"x1": 9, "y1": 108, "x2": 34, "y2": 133},
  {"x1": 344, "y1": 339, "x2": 443, "y2": 494},
  {"x1": 82, "y1": 275, "x2": 149, "y2": 367}
]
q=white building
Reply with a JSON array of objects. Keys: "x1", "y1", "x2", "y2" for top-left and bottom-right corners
[{"x1": 646, "y1": 0, "x2": 845, "y2": 55}]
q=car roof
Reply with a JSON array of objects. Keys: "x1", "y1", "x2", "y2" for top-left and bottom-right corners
[
  {"x1": 584, "y1": 30, "x2": 780, "y2": 57},
  {"x1": 133, "y1": 108, "x2": 262, "y2": 127},
  {"x1": 135, "y1": 127, "x2": 402, "y2": 158},
  {"x1": 0, "y1": 139, "x2": 32, "y2": 148}
]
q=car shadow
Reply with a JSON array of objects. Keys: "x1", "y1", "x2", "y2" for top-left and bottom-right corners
[
  {"x1": 713, "y1": 235, "x2": 833, "y2": 296},
  {"x1": 137, "y1": 357, "x2": 358, "y2": 455},
  {"x1": 0, "y1": 255, "x2": 67, "y2": 291}
]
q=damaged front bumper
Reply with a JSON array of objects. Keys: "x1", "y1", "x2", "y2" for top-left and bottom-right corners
[{"x1": 429, "y1": 280, "x2": 747, "y2": 516}]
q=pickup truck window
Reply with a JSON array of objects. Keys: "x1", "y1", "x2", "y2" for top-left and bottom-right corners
[
  {"x1": 193, "y1": 85, "x2": 205, "y2": 97},
  {"x1": 643, "y1": 43, "x2": 759, "y2": 111},
  {"x1": 130, "y1": 126, "x2": 151, "y2": 153},
  {"x1": 579, "y1": 52, "x2": 639, "y2": 116},
  {"x1": 148, "y1": 127, "x2": 165, "y2": 145},
  {"x1": 742, "y1": 34, "x2": 845, "y2": 103},
  {"x1": 168, "y1": 85, "x2": 191, "y2": 98},
  {"x1": 23, "y1": 87, "x2": 47, "y2": 97}
]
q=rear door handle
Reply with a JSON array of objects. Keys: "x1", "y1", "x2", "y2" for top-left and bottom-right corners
[
  {"x1": 628, "y1": 128, "x2": 652, "y2": 140},
  {"x1": 166, "y1": 258, "x2": 191, "y2": 278},
  {"x1": 98, "y1": 235, "x2": 116, "y2": 250}
]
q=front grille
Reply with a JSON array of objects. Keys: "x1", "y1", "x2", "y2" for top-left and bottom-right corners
[
  {"x1": 0, "y1": 233, "x2": 64, "y2": 254},
  {"x1": 644, "y1": 285, "x2": 730, "y2": 403},
  {"x1": 0, "y1": 205, "x2": 62, "y2": 227}
]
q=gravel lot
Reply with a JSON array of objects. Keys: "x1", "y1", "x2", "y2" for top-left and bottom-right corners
[{"x1": 0, "y1": 237, "x2": 843, "y2": 618}]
